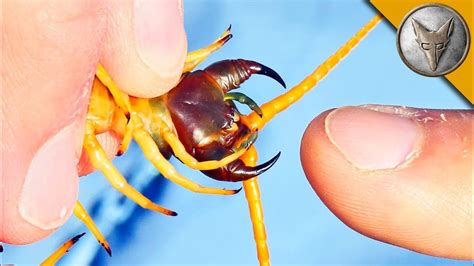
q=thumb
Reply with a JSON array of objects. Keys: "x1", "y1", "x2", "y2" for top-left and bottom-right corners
[
  {"x1": 99, "y1": 0, "x2": 187, "y2": 98},
  {"x1": 1, "y1": 0, "x2": 105, "y2": 244},
  {"x1": 301, "y1": 105, "x2": 472, "y2": 260}
]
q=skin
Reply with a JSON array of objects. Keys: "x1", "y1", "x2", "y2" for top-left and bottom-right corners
[
  {"x1": 301, "y1": 106, "x2": 472, "y2": 260},
  {"x1": 1, "y1": 0, "x2": 186, "y2": 244},
  {"x1": 1, "y1": 0, "x2": 471, "y2": 261}
]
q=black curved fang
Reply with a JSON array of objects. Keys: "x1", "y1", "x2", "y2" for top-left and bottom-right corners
[
  {"x1": 203, "y1": 59, "x2": 286, "y2": 92},
  {"x1": 202, "y1": 151, "x2": 281, "y2": 182},
  {"x1": 233, "y1": 151, "x2": 281, "y2": 177},
  {"x1": 248, "y1": 62, "x2": 287, "y2": 88}
]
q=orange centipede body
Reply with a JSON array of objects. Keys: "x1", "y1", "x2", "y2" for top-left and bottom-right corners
[{"x1": 38, "y1": 14, "x2": 382, "y2": 266}]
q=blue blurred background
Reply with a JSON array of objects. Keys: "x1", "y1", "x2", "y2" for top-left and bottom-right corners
[{"x1": 3, "y1": 0, "x2": 471, "y2": 265}]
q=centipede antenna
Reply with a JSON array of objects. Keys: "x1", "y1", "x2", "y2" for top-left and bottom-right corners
[
  {"x1": 240, "y1": 146, "x2": 270, "y2": 265},
  {"x1": 240, "y1": 15, "x2": 383, "y2": 266},
  {"x1": 244, "y1": 14, "x2": 383, "y2": 131}
]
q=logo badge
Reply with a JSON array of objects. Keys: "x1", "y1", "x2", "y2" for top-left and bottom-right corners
[{"x1": 397, "y1": 4, "x2": 470, "y2": 77}]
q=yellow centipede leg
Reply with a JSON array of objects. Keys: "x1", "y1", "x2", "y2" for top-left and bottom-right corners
[
  {"x1": 235, "y1": 15, "x2": 382, "y2": 266},
  {"x1": 84, "y1": 123, "x2": 177, "y2": 216},
  {"x1": 73, "y1": 201, "x2": 112, "y2": 256},
  {"x1": 116, "y1": 117, "x2": 135, "y2": 156},
  {"x1": 184, "y1": 26, "x2": 232, "y2": 72},
  {"x1": 159, "y1": 120, "x2": 246, "y2": 170},
  {"x1": 242, "y1": 14, "x2": 383, "y2": 131},
  {"x1": 95, "y1": 64, "x2": 135, "y2": 155},
  {"x1": 96, "y1": 64, "x2": 131, "y2": 115},
  {"x1": 241, "y1": 146, "x2": 270, "y2": 266},
  {"x1": 40, "y1": 233, "x2": 85, "y2": 266},
  {"x1": 133, "y1": 127, "x2": 240, "y2": 195}
]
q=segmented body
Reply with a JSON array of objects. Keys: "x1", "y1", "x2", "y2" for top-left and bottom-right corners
[{"x1": 88, "y1": 78, "x2": 175, "y2": 158}]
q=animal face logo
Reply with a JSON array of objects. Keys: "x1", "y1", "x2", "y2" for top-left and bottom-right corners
[{"x1": 411, "y1": 17, "x2": 454, "y2": 71}]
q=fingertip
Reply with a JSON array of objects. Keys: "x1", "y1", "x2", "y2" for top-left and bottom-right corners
[
  {"x1": 134, "y1": 0, "x2": 187, "y2": 80},
  {"x1": 300, "y1": 109, "x2": 334, "y2": 190},
  {"x1": 19, "y1": 122, "x2": 82, "y2": 230},
  {"x1": 2, "y1": 121, "x2": 83, "y2": 244},
  {"x1": 301, "y1": 106, "x2": 472, "y2": 260},
  {"x1": 101, "y1": 0, "x2": 187, "y2": 98}
]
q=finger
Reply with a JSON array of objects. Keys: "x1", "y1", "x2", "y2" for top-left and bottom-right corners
[
  {"x1": 301, "y1": 105, "x2": 472, "y2": 260},
  {"x1": 1, "y1": 0, "x2": 106, "y2": 244},
  {"x1": 99, "y1": 0, "x2": 187, "y2": 98}
]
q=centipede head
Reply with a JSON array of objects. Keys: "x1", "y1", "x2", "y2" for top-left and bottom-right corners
[{"x1": 165, "y1": 59, "x2": 285, "y2": 182}]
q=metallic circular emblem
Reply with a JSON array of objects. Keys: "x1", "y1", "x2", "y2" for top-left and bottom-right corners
[{"x1": 397, "y1": 3, "x2": 470, "y2": 77}]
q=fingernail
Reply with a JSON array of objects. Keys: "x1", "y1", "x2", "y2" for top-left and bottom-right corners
[
  {"x1": 19, "y1": 121, "x2": 82, "y2": 230},
  {"x1": 134, "y1": 0, "x2": 186, "y2": 76},
  {"x1": 326, "y1": 106, "x2": 420, "y2": 170}
]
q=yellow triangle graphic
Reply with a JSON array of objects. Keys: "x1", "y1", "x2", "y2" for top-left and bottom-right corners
[{"x1": 370, "y1": 0, "x2": 473, "y2": 104}]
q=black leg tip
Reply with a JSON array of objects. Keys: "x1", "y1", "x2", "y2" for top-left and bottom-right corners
[
  {"x1": 71, "y1": 232, "x2": 86, "y2": 244},
  {"x1": 105, "y1": 246, "x2": 113, "y2": 257},
  {"x1": 222, "y1": 34, "x2": 233, "y2": 44}
]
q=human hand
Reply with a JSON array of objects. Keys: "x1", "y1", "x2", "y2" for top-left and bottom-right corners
[
  {"x1": 1, "y1": 0, "x2": 186, "y2": 245},
  {"x1": 301, "y1": 105, "x2": 472, "y2": 260}
]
